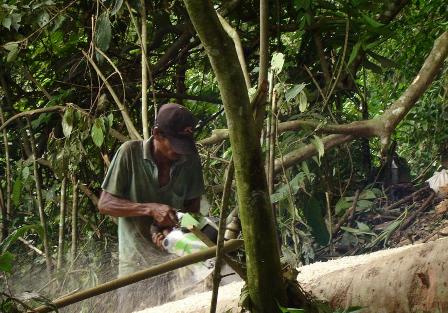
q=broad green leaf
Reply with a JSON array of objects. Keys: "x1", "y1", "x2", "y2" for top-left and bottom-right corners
[
  {"x1": 356, "y1": 199, "x2": 373, "y2": 209},
  {"x1": 285, "y1": 84, "x2": 305, "y2": 102},
  {"x1": 10, "y1": 13, "x2": 21, "y2": 31},
  {"x1": 298, "y1": 91, "x2": 308, "y2": 112},
  {"x1": 3, "y1": 42, "x2": 18, "y2": 52},
  {"x1": 62, "y1": 107, "x2": 74, "y2": 137},
  {"x1": 359, "y1": 189, "x2": 376, "y2": 200},
  {"x1": 356, "y1": 221, "x2": 370, "y2": 232},
  {"x1": 12, "y1": 178, "x2": 22, "y2": 206},
  {"x1": 0, "y1": 225, "x2": 43, "y2": 253},
  {"x1": 4, "y1": 41, "x2": 19, "y2": 61},
  {"x1": 37, "y1": 11, "x2": 50, "y2": 28},
  {"x1": 348, "y1": 41, "x2": 362, "y2": 66},
  {"x1": 361, "y1": 13, "x2": 384, "y2": 29},
  {"x1": 0, "y1": 252, "x2": 15, "y2": 272},
  {"x1": 335, "y1": 197, "x2": 351, "y2": 215},
  {"x1": 22, "y1": 166, "x2": 30, "y2": 180},
  {"x1": 271, "y1": 52, "x2": 285, "y2": 74},
  {"x1": 311, "y1": 135, "x2": 325, "y2": 160},
  {"x1": 110, "y1": 0, "x2": 124, "y2": 15},
  {"x1": 2, "y1": 16, "x2": 11, "y2": 30},
  {"x1": 91, "y1": 119, "x2": 105, "y2": 147},
  {"x1": 95, "y1": 12, "x2": 112, "y2": 55},
  {"x1": 107, "y1": 113, "x2": 114, "y2": 128}
]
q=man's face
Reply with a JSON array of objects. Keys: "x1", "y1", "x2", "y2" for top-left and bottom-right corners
[
  {"x1": 161, "y1": 136, "x2": 182, "y2": 161},
  {"x1": 154, "y1": 131, "x2": 182, "y2": 161}
]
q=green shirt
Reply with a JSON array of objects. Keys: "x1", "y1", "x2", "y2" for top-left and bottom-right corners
[{"x1": 101, "y1": 139, "x2": 204, "y2": 275}]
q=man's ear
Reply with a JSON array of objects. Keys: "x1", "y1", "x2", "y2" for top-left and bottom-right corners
[{"x1": 153, "y1": 127, "x2": 166, "y2": 142}]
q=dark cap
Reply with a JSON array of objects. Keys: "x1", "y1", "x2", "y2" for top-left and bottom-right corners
[{"x1": 155, "y1": 103, "x2": 198, "y2": 155}]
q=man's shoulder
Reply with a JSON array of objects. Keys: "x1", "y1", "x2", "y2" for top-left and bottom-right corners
[{"x1": 118, "y1": 140, "x2": 144, "y2": 154}]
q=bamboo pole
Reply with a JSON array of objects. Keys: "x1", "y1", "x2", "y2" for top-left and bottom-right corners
[
  {"x1": 140, "y1": 0, "x2": 149, "y2": 139},
  {"x1": 210, "y1": 160, "x2": 236, "y2": 313},
  {"x1": 70, "y1": 176, "x2": 79, "y2": 262},
  {"x1": 29, "y1": 239, "x2": 243, "y2": 313},
  {"x1": 0, "y1": 101, "x2": 10, "y2": 240},
  {"x1": 57, "y1": 177, "x2": 67, "y2": 270},
  {"x1": 26, "y1": 117, "x2": 52, "y2": 274}
]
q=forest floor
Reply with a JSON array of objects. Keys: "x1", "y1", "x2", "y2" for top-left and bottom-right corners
[{"x1": 315, "y1": 184, "x2": 448, "y2": 261}]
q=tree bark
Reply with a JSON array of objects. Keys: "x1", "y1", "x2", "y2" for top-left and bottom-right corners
[
  {"x1": 71, "y1": 176, "x2": 79, "y2": 262},
  {"x1": 57, "y1": 177, "x2": 67, "y2": 271},
  {"x1": 140, "y1": 0, "x2": 149, "y2": 139},
  {"x1": 27, "y1": 117, "x2": 52, "y2": 274},
  {"x1": 140, "y1": 237, "x2": 448, "y2": 313},
  {"x1": 0, "y1": 100, "x2": 11, "y2": 240},
  {"x1": 183, "y1": 1, "x2": 286, "y2": 312}
]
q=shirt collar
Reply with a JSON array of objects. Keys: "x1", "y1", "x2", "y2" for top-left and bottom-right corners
[{"x1": 143, "y1": 137, "x2": 187, "y2": 165}]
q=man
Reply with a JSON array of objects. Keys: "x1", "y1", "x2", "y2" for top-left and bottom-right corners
[{"x1": 98, "y1": 103, "x2": 205, "y2": 311}]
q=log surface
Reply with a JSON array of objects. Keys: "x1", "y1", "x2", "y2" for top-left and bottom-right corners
[{"x1": 136, "y1": 237, "x2": 448, "y2": 313}]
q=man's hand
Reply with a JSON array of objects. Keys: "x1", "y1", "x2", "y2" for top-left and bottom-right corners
[
  {"x1": 150, "y1": 226, "x2": 172, "y2": 250},
  {"x1": 150, "y1": 204, "x2": 178, "y2": 227}
]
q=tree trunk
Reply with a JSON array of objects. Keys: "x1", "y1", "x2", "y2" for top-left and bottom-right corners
[
  {"x1": 71, "y1": 176, "x2": 79, "y2": 262},
  {"x1": 182, "y1": 1, "x2": 286, "y2": 312},
  {"x1": 140, "y1": 0, "x2": 149, "y2": 140},
  {"x1": 27, "y1": 117, "x2": 52, "y2": 274},
  {"x1": 139, "y1": 238, "x2": 448, "y2": 313},
  {"x1": 57, "y1": 177, "x2": 67, "y2": 270},
  {"x1": 0, "y1": 81, "x2": 12, "y2": 240}
]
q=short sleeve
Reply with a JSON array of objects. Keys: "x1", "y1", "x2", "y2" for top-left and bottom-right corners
[
  {"x1": 101, "y1": 142, "x2": 132, "y2": 199},
  {"x1": 184, "y1": 155, "x2": 205, "y2": 200}
]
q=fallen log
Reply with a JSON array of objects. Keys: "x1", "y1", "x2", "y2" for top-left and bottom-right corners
[{"x1": 137, "y1": 237, "x2": 448, "y2": 313}]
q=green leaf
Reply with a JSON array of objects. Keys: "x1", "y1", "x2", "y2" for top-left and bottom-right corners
[
  {"x1": 311, "y1": 135, "x2": 325, "y2": 160},
  {"x1": 10, "y1": 13, "x2": 21, "y2": 31},
  {"x1": 91, "y1": 119, "x2": 105, "y2": 147},
  {"x1": 359, "y1": 189, "x2": 376, "y2": 200},
  {"x1": 110, "y1": 0, "x2": 124, "y2": 15},
  {"x1": 298, "y1": 91, "x2": 308, "y2": 112},
  {"x1": 0, "y1": 252, "x2": 15, "y2": 272},
  {"x1": 37, "y1": 11, "x2": 50, "y2": 28},
  {"x1": 22, "y1": 166, "x2": 30, "y2": 180},
  {"x1": 0, "y1": 225, "x2": 43, "y2": 254},
  {"x1": 356, "y1": 221, "x2": 370, "y2": 232},
  {"x1": 361, "y1": 13, "x2": 384, "y2": 29},
  {"x1": 271, "y1": 52, "x2": 285, "y2": 74},
  {"x1": 2, "y1": 16, "x2": 11, "y2": 30},
  {"x1": 335, "y1": 197, "x2": 352, "y2": 215},
  {"x1": 285, "y1": 84, "x2": 306, "y2": 102},
  {"x1": 348, "y1": 41, "x2": 362, "y2": 66},
  {"x1": 107, "y1": 113, "x2": 114, "y2": 128},
  {"x1": 95, "y1": 12, "x2": 112, "y2": 56},
  {"x1": 356, "y1": 199, "x2": 373, "y2": 209},
  {"x1": 12, "y1": 179, "x2": 22, "y2": 206},
  {"x1": 62, "y1": 107, "x2": 74, "y2": 137}
]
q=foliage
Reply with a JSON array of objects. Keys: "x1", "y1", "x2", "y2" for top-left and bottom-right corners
[{"x1": 0, "y1": 0, "x2": 446, "y2": 311}]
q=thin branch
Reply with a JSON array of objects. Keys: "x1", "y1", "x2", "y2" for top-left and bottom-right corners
[
  {"x1": 82, "y1": 50, "x2": 141, "y2": 140},
  {"x1": 210, "y1": 160, "x2": 235, "y2": 313},
  {"x1": 57, "y1": 177, "x2": 67, "y2": 271},
  {"x1": 27, "y1": 117, "x2": 52, "y2": 274},
  {"x1": 140, "y1": 0, "x2": 149, "y2": 139}
]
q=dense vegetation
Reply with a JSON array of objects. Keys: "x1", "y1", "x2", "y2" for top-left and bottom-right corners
[{"x1": 0, "y1": 0, "x2": 447, "y2": 312}]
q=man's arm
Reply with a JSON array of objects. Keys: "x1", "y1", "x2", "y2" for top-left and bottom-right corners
[{"x1": 98, "y1": 191, "x2": 178, "y2": 227}]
